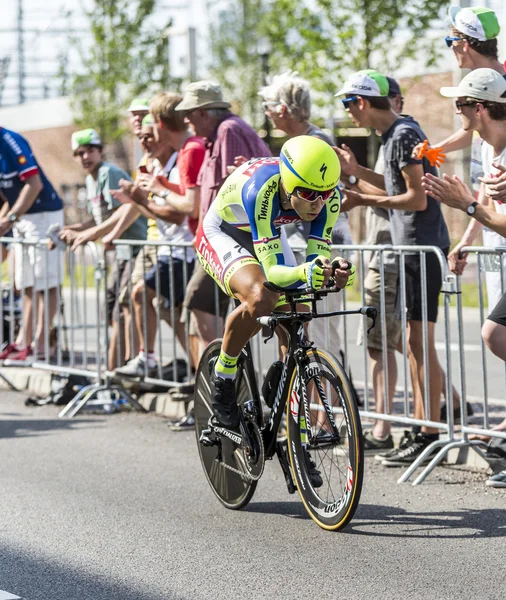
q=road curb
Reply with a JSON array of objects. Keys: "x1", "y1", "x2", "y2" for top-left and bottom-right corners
[{"x1": 0, "y1": 367, "x2": 185, "y2": 420}]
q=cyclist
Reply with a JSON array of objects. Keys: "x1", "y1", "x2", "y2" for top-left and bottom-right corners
[{"x1": 196, "y1": 135, "x2": 355, "y2": 429}]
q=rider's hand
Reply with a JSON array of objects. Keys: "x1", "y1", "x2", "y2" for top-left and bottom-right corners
[
  {"x1": 331, "y1": 257, "x2": 356, "y2": 289},
  {"x1": 304, "y1": 256, "x2": 332, "y2": 290}
]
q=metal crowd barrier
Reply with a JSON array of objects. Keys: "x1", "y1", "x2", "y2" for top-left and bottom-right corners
[{"x1": 2, "y1": 236, "x2": 506, "y2": 482}]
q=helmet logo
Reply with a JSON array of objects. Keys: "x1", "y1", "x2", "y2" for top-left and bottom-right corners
[{"x1": 320, "y1": 163, "x2": 327, "y2": 181}]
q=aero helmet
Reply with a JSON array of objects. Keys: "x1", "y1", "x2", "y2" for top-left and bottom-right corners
[{"x1": 279, "y1": 135, "x2": 340, "y2": 194}]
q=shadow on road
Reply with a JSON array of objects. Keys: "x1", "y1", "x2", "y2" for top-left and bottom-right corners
[
  {"x1": 348, "y1": 503, "x2": 506, "y2": 539},
  {"x1": 0, "y1": 542, "x2": 188, "y2": 600},
  {"x1": 245, "y1": 501, "x2": 310, "y2": 520},
  {"x1": 0, "y1": 417, "x2": 102, "y2": 439}
]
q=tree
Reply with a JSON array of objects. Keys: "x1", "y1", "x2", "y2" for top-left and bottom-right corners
[
  {"x1": 209, "y1": 0, "x2": 452, "y2": 120},
  {"x1": 67, "y1": 0, "x2": 175, "y2": 144}
]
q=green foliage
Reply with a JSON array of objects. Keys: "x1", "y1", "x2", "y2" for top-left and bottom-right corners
[
  {"x1": 209, "y1": 0, "x2": 451, "y2": 119},
  {"x1": 67, "y1": 0, "x2": 175, "y2": 143}
]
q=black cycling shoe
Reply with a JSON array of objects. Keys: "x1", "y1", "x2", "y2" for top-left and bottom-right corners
[
  {"x1": 304, "y1": 449, "x2": 323, "y2": 488},
  {"x1": 209, "y1": 358, "x2": 240, "y2": 429}
]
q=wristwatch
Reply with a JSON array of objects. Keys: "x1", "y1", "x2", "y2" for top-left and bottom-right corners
[
  {"x1": 466, "y1": 201, "x2": 479, "y2": 216},
  {"x1": 160, "y1": 189, "x2": 171, "y2": 200},
  {"x1": 348, "y1": 175, "x2": 358, "y2": 185},
  {"x1": 7, "y1": 212, "x2": 17, "y2": 223}
]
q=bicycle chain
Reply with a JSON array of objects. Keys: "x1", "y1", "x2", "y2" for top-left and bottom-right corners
[{"x1": 215, "y1": 422, "x2": 265, "y2": 482}]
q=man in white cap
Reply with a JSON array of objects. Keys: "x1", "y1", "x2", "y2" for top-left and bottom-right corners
[
  {"x1": 422, "y1": 69, "x2": 506, "y2": 483},
  {"x1": 420, "y1": 6, "x2": 505, "y2": 299}
]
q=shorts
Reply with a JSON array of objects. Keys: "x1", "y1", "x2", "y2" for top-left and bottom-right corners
[
  {"x1": 107, "y1": 258, "x2": 136, "y2": 323},
  {"x1": 195, "y1": 203, "x2": 297, "y2": 299},
  {"x1": 145, "y1": 257, "x2": 194, "y2": 308},
  {"x1": 183, "y1": 260, "x2": 230, "y2": 319},
  {"x1": 395, "y1": 248, "x2": 448, "y2": 323},
  {"x1": 487, "y1": 291, "x2": 506, "y2": 327},
  {"x1": 357, "y1": 269, "x2": 401, "y2": 351},
  {"x1": 12, "y1": 210, "x2": 65, "y2": 291}
]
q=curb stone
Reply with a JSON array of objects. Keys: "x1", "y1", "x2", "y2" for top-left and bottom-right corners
[{"x1": 0, "y1": 367, "x2": 492, "y2": 470}]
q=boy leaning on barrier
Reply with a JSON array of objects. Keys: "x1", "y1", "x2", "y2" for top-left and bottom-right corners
[
  {"x1": 113, "y1": 93, "x2": 204, "y2": 378},
  {"x1": 336, "y1": 69, "x2": 450, "y2": 467},
  {"x1": 422, "y1": 68, "x2": 506, "y2": 487},
  {"x1": 0, "y1": 126, "x2": 64, "y2": 363},
  {"x1": 62, "y1": 129, "x2": 147, "y2": 370}
]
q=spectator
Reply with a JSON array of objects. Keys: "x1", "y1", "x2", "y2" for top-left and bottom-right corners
[
  {"x1": 0, "y1": 126, "x2": 64, "y2": 363},
  {"x1": 421, "y1": 68, "x2": 506, "y2": 485},
  {"x1": 419, "y1": 6, "x2": 505, "y2": 309},
  {"x1": 128, "y1": 97, "x2": 150, "y2": 136},
  {"x1": 336, "y1": 69, "x2": 450, "y2": 466},
  {"x1": 115, "y1": 92, "x2": 205, "y2": 377},
  {"x1": 61, "y1": 129, "x2": 147, "y2": 370},
  {"x1": 168, "y1": 80, "x2": 270, "y2": 430},
  {"x1": 258, "y1": 70, "x2": 353, "y2": 354}
]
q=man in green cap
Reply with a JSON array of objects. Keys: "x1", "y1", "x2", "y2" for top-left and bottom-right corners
[
  {"x1": 336, "y1": 69, "x2": 450, "y2": 467},
  {"x1": 61, "y1": 128, "x2": 147, "y2": 370}
]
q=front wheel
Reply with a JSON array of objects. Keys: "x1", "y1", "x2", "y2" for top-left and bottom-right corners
[
  {"x1": 194, "y1": 340, "x2": 261, "y2": 510},
  {"x1": 287, "y1": 348, "x2": 364, "y2": 530}
]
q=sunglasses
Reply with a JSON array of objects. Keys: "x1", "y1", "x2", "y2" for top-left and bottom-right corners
[
  {"x1": 341, "y1": 96, "x2": 358, "y2": 109},
  {"x1": 293, "y1": 187, "x2": 335, "y2": 203},
  {"x1": 262, "y1": 101, "x2": 281, "y2": 110},
  {"x1": 445, "y1": 36, "x2": 464, "y2": 47},
  {"x1": 455, "y1": 100, "x2": 478, "y2": 111}
]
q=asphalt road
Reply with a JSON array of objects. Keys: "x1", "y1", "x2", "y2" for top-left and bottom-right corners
[{"x1": 0, "y1": 392, "x2": 504, "y2": 600}]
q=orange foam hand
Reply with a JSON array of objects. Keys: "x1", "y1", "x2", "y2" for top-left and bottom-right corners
[{"x1": 425, "y1": 146, "x2": 446, "y2": 167}]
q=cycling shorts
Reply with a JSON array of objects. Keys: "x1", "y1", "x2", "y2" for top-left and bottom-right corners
[{"x1": 196, "y1": 203, "x2": 297, "y2": 298}]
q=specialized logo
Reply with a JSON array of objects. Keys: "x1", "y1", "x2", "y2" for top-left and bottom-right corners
[
  {"x1": 268, "y1": 363, "x2": 288, "y2": 430},
  {"x1": 213, "y1": 426, "x2": 242, "y2": 446},
  {"x1": 257, "y1": 181, "x2": 277, "y2": 220},
  {"x1": 320, "y1": 163, "x2": 327, "y2": 181}
]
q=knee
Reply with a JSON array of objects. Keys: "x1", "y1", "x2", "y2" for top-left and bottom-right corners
[
  {"x1": 242, "y1": 284, "x2": 277, "y2": 319},
  {"x1": 482, "y1": 320, "x2": 502, "y2": 351},
  {"x1": 132, "y1": 281, "x2": 144, "y2": 304}
]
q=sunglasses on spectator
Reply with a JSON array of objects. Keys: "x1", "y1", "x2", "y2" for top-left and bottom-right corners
[
  {"x1": 293, "y1": 187, "x2": 335, "y2": 203},
  {"x1": 445, "y1": 36, "x2": 464, "y2": 47},
  {"x1": 262, "y1": 101, "x2": 282, "y2": 110},
  {"x1": 341, "y1": 96, "x2": 358, "y2": 109},
  {"x1": 455, "y1": 100, "x2": 479, "y2": 111}
]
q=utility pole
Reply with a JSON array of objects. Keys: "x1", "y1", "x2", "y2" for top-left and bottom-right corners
[{"x1": 17, "y1": 0, "x2": 25, "y2": 104}]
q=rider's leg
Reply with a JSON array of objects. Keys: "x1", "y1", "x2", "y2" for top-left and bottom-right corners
[{"x1": 216, "y1": 263, "x2": 279, "y2": 379}]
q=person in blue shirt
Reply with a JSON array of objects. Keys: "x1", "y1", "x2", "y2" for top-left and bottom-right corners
[{"x1": 0, "y1": 126, "x2": 64, "y2": 363}]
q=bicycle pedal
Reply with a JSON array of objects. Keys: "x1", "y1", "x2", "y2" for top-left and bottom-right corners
[{"x1": 199, "y1": 429, "x2": 216, "y2": 447}]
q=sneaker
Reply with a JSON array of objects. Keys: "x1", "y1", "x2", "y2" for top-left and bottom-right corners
[
  {"x1": 167, "y1": 410, "x2": 195, "y2": 431},
  {"x1": 374, "y1": 430, "x2": 411, "y2": 463},
  {"x1": 440, "y1": 401, "x2": 474, "y2": 424},
  {"x1": 364, "y1": 430, "x2": 394, "y2": 453},
  {"x1": 485, "y1": 470, "x2": 506, "y2": 488},
  {"x1": 4, "y1": 346, "x2": 34, "y2": 364},
  {"x1": 0, "y1": 343, "x2": 19, "y2": 360},
  {"x1": 381, "y1": 432, "x2": 436, "y2": 467},
  {"x1": 115, "y1": 354, "x2": 158, "y2": 378},
  {"x1": 209, "y1": 358, "x2": 239, "y2": 429},
  {"x1": 304, "y1": 448, "x2": 323, "y2": 488}
]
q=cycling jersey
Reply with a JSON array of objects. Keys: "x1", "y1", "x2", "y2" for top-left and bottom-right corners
[
  {"x1": 0, "y1": 127, "x2": 62, "y2": 213},
  {"x1": 197, "y1": 157, "x2": 341, "y2": 294}
]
